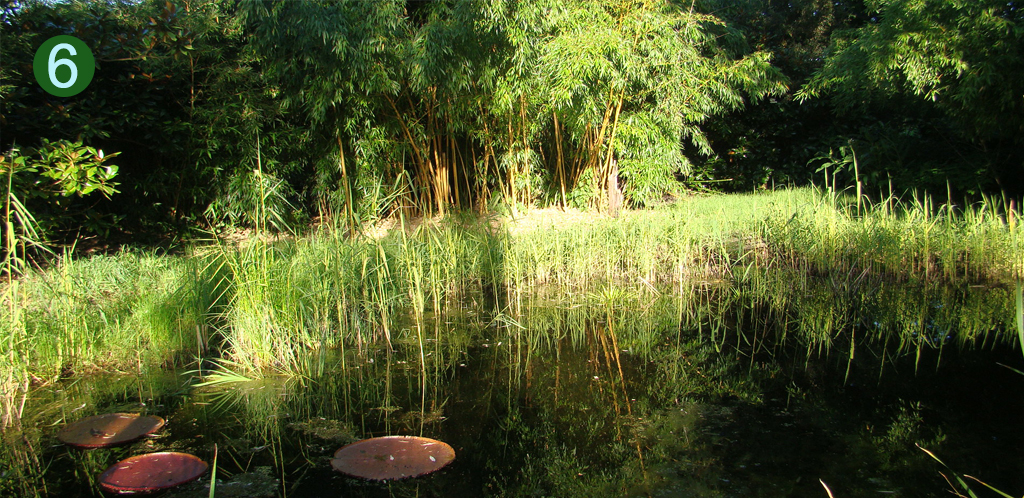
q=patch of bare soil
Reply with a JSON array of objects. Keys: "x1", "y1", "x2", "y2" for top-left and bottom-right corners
[
  {"x1": 364, "y1": 206, "x2": 618, "y2": 238},
  {"x1": 362, "y1": 215, "x2": 447, "y2": 239}
]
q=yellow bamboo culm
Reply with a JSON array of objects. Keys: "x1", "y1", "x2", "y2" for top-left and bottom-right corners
[{"x1": 1009, "y1": 199, "x2": 1016, "y2": 232}]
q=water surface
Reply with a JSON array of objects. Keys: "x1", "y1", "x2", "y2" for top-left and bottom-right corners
[{"x1": 4, "y1": 270, "x2": 1022, "y2": 497}]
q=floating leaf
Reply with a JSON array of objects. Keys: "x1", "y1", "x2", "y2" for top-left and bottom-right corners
[
  {"x1": 331, "y1": 436, "x2": 455, "y2": 480},
  {"x1": 57, "y1": 413, "x2": 165, "y2": 448},
  {"x1": 98, "y1": 452, "x2": 207, "y2": 495}
]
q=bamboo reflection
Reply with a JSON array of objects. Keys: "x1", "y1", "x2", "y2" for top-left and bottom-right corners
[{"x1": 2, "y1": 268, "x2": 1021, "y2": 496}]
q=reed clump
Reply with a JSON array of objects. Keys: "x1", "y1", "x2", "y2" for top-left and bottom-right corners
[
  {"x1": 9, "y1": 252, "x2": 208, "y2": 378},
  {"x1": 3, "y1": 187, "x2": 1021, "y2": 383},
  {"x1": 762, "y1": 188, "x2": 1023, "y2": 284}
]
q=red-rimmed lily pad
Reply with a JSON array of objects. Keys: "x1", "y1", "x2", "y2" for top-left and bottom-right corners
[
  {"x1": 57, "y1": 413, "x2": 165, "y2": 449},
  {"x1": 98, "y1": 452, "x2": 208, "y2": 495},
  {"x1": 331, "y1": 436, "x2": 455, "y2": 480}
]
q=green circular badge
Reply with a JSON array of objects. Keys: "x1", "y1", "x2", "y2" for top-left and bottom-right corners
[{"x1": 33, "y1": 35, "x2": 95, "y2": 97}]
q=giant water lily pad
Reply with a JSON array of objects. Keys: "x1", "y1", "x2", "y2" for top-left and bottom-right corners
[
  {"x1": 331, "y1": 436, "x2": 455, "y2": 480},
  {"x1": 57, "y1": 413, "x2": 165, "y2": 448},
  {"x1": 98, "y1": 452, "x2": 207, "y2": 494}
]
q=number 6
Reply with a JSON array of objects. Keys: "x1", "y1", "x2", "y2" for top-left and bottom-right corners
[{"x1": 48, "y1": 43, "x2": 78, "y2": 89}]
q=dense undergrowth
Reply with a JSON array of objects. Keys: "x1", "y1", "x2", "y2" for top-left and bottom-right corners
[{"x1": 1, "y1": 187, "x2": 1021, "y2": 427}]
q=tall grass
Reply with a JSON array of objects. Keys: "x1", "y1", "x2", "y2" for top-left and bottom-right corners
[
  {"x1": 504, "y1": 187, "x2": 1021, "y2": 290},
  {"x1": 2, "y1": 162, "x2": 46, "y2": 429},
  {"x1": 199, "y1": 217, "x2": 503, "y2": 377},
  {"x1": 4, "y1": 187, "x2": 1021, "y2": 380},
  {"x1": 765, "y1": 188, "x2": 1023, "y2": 283},
  {"x1": 5, "y1": 252, "x2": 217, "y2": 388},
  {"x1": 0, "y1": 269, "x2": 27, "y2": 429}
]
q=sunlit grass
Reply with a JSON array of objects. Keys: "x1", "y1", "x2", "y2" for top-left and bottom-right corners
[
  {"x1": 3, "y1": 187, "x2": 1021, "y2": 383},
  {"x1": 763, "y1": 188, "x2": 1023, "y2": 283},
  {"x1": 9, "y1": 251, "x2": 211, "y2": 382}
]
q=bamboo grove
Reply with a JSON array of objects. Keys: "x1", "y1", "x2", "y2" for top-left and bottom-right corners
[
  {"x1": 3, "y1": 0, "x2": 1023, "y2": 240},
  {"x1": 242, "y1": 0, "x2": 787, "y2": 217},
  {"x1": 1, "y1": 0, "x2": 786, "y2": 236}
]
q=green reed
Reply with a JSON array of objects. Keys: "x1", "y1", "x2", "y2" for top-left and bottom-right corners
[
  {"x1": 5, "y1": 274, "x2": 1019, "y2": 496},
  {"x1": 0, "y1": 277, "x2": 27, "y2": 429},
  {"x1": 5, "y1": 187, "x2": 1021, "y2": 380},
  {"x1": 2, "y1": 162, "x2": 40, "y2": 429},
  {"x1": 918, "y1": 444, "x2": 1021, "y2": 498},
  {"x1": 1016, "y1": 282, "x2": 1023, "y2": 361},
  {"x1": 764, "y1": 188, "x2": 1023, "y2": 284},
  {"x1": 9, "y1": 251, "x2": 206, "y2": 381},
  {"x1": 196, "y1": 216, "x2": 502, "y2": 377}
]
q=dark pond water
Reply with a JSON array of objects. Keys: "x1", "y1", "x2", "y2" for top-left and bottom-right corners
[{"x1": 3, "y1": 270, "x2": 1023, "y2": 497}]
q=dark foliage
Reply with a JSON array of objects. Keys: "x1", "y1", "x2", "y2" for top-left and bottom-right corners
[{"x1": 1, "y1": 0, "x2": 1021, "y2": 246}]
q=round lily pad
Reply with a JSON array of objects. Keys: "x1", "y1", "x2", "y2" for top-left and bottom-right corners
[
  {"x1": 57, "y1": 413, "x2": 165, "y2": 449},
  {"x1": 331, "y1": 435, "x2": 455, "y2": 480},
  {"x1": 98, "y1": 452, "x2": 208, "y2": 494}
]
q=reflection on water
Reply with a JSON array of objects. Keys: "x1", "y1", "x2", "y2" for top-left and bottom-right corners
[{"x1": 3, "y1": 269, "x2": 1023, "y2": 497}]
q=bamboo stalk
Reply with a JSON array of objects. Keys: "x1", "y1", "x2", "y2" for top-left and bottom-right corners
[
  {"x1": 384, "y1": 94, "x2": 432, "y2": 214},
  {"x1": 507, "y1": 120, "x2": 516, "y2": 212},
  {"x1": 603, "y1": 93, "x2": 625, "y2": 214},
  {"x1": 554, "y1": 112, "x2": 567, "y2": 208},
  {"x1": 520, "y1": 95, "x2": 531, "y2": 206},
  {"x1": 452, "y1": 135, "x2": 463, "y2": 208},
  {"x1": 432, "y1": 133, "x2": 445, "y2": 216},
  {"x1": 570, "y1": 126, "x2": 589, "y2": 187}
]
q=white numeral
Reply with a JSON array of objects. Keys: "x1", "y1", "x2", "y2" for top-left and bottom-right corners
[{"x1": 48, "y1": 43, "x2": 78, "y2": 89}]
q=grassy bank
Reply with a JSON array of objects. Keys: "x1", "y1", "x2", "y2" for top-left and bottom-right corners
[{"x1": 1, "y1": 187, "x2": 1021, "y2": 420}]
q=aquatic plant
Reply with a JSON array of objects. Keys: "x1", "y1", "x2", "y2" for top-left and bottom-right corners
[
  {"x1": 98, "y1": 452, "x2": 208, "y2": 495},
  {"x1": 2, "y1": 153, "x2": 39, "y2": 429},
  {"x1": 57, "y1": 413, "x2": 165, "y2": 449},
  {"x1": 12, "y1": 251, "x2": 207, "y2": 380},
  {"x1": 918, "y1": 444, "x2": 1021, "y2": 498},
  {"x1": 1016, "y1": 282, "x2": 1023, "y2": 361},
  {"x1": 3, "y1": 187, "x2": 1021, "y2": 383},
  {"x1": 330, "y1": 436, "x2": 455, "y2": 480},
  {"x1": 762, "y1": 187, "x2": 1023, "y2": 284}
]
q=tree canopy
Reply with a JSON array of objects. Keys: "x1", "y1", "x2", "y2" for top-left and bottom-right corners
[
  {"x1": 1, "y1": 0, "x2": 1022, "y2": 243},
  {"x1": 798, "y1": 0, "x2": 1024, "y2": 192}
]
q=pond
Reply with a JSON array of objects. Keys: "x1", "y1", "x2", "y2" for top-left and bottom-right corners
[{"x1": 3, "y1": 268, "x2": 1023, "y2": 497}]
